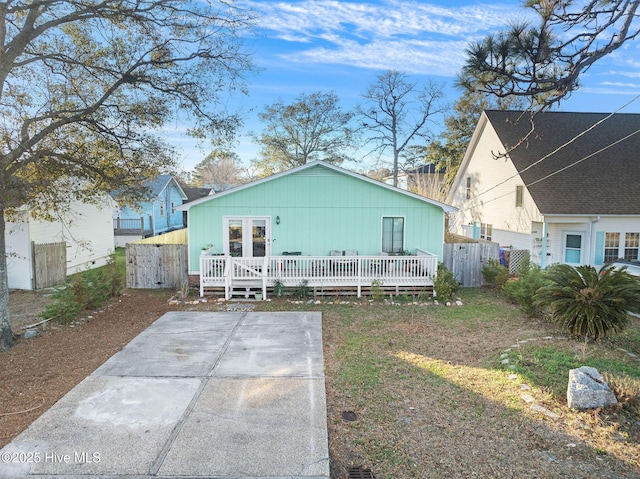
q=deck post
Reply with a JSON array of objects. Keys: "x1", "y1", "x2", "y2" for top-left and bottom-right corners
[
  {"x1": 356, "y1": 257, "x2": 362, "y2": 298},
  {"x1": 262, "y1": 256, "x2": 268, "y2": 299}
]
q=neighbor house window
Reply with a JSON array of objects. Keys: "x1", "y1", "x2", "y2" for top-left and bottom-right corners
[
  {"x1": 382, "y1": 217, "x2": 404, "y2": 253},
  {"x1": 480, "y1": 223, "x2": 492, "y2": 241},
  {"x1": 159, "y1": 202, "x2": 165, "y2": 217},
  {"x1": 604, "y1": 232, "x2": 620, "y2": 263},
  {"x1": 515, "y1": 185, "x2": 524, "y2": 207},
  {"x1": 465, "y1": 177, "x2": 471, "y2": 199},
  {"x1": 171, "y1": 202, "x2": 176, "y2": 215},
  {"x1": 625, "y1": 232, "x2": 639, "y2": 260}
]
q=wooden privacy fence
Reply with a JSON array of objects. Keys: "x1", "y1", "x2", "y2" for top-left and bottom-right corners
[
  {"x1": 443, "y1": 242, "x2": 500, "y2": 288},
  {"x1": 32, "y1": 241, "x2": 66, "y2": 290},
  {"x1": 126, "y1": 243, "x2": 188, "y2": 289}
]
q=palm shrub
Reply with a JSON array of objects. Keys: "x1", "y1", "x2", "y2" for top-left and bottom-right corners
[{"x1": 533, "y1": 264, "x2": 640, "y2": 339}]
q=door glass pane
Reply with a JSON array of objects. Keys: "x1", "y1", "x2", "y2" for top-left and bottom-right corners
[
  {"x1": 566, "y1": 234, "x2": 582, "y2": 249},
  {"x1": 382, "y1": 217, "x2": 404, "y2": 253},
  {"x1": 229, "y1": 220, "x2": 242, "y2": 257},
  {"x1": 252, "y1": 219, "x2": 266, "y2": 257},
  {"x1": 565, "y1": 234, "x2": 582, "y2": 263}
]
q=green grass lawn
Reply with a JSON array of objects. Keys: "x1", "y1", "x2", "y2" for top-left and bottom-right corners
[{"x1": 260, "y1": 288, "x2": 640, "y2": 478}]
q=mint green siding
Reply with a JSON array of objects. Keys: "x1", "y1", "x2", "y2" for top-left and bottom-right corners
[{"x1": 187, "y1": 164, "x2": 446, "y2": 272}]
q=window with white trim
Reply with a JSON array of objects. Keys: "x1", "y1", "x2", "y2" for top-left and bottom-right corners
[
  {"x1": 465, "y1": 177, "x2": 471, "y2": 199},
  {"x1": 480, "y1": 223, "x2": 492, "y2": 241},
  {"x1": 171, "y1": 202, "x2": 176, "y2": 215},
  {"x1": 625, "y1": 232, "x2": 639, "y2": 260},
  {"x1": 604, "y1": 232, "x2": 620, "y2": 263},
  {"x1": 382, "y1": 217, "x2": 404, "y2": 253},
  {"x1": 159, "y1": 202, "x2": 165, "y2": 217},
  {"x1": 515, "y1": 185, "x2": 524, "y2": 207}
]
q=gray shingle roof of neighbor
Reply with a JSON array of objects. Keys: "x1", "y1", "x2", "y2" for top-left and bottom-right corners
[{"x1": 484, "y1": 110, "x2": 640, "y2": 216}]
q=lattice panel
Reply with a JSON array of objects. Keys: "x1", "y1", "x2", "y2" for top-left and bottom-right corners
[{"x1": 509, "y1": 249, "x2": 530, "y2": 275}]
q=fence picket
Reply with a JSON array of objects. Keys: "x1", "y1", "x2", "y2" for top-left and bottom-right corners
[
  {"x1": 443, "y1": 242, "x2": 500, "y2": 287},
  {"x1": 126, "y1": 244, "x2": 188, "y2": 289},
  {"x1": 32, "y1": 241, "x2": 67, "y2": 290}
]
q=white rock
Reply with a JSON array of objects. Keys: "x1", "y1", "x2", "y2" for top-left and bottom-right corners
[
  {"x1": 567, "y1": 366, "x2": 618, "y2": 410},
  {"x1": 530, "y1": 404, "x2": 560, "y2": 420}
]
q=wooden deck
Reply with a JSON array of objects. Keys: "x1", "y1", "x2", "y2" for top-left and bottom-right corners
[
  {"x1": 199, "y1": 253, "x2": 438, "y2": 299},
  {"x1": 113, "y1": 217, "x2": 152, "y2": 237}
]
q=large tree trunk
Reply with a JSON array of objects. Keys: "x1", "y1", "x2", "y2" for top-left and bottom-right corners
[{"x1": 0, "y1": 203, "x2": 16, "y2": 351}]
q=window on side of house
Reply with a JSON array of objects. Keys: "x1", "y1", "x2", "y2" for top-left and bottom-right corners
[
  {"x1": 465, "y1": 177, "x2": 471, "y2": 199},
  {"x1": 480, "y1": 223, "x2": 492, "y2": 241},
  {"x1": 160, "y1": 201, "x2": 165, "y2": 217},
  {"x1": 625, "y1": 232, "x2": 639, "y2": 260},
  {"x1": 515, "y1": 185, "x2": 524, "y2": 208},
  {"x1": 604, "y1": 232, "x2": 620, "y2": 263},
  {"x1": 382, "y1": 217, "x2": 404, "y2": 253},
  {"x1": 171, "y1": 202, "x2": 176, "y2": 215}
]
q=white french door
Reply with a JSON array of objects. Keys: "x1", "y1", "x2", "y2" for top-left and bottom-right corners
[{"x1": 223, "y1": 217, "x2": 271, "y2": 257}]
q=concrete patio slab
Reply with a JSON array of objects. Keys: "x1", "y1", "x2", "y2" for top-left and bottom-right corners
[{"x1": 0, "y1": 311, "x2": 329, "y2": 478}]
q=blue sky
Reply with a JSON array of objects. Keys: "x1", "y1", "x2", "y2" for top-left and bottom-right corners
[{"x1": 168, "y1": 0, "x2": 640, "y2": 172}]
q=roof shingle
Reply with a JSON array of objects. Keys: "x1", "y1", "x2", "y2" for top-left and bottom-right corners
[{"x1": 485, "y1": 110, "x2": 640, "y2": 215}]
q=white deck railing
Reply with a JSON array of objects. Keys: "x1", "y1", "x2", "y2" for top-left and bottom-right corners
[{"x1": 200, "y1": 253, "x2": 438, "y2": 299}]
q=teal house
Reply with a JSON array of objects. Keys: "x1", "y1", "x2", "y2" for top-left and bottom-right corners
[{"x1": 181, "y1": 161, "x2": 456, "y2": 298}]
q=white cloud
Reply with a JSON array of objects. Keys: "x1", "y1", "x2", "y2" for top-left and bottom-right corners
[
  {"x1": 244, "y1": 0, "x2": 528, "y2": 76},
  {"x1": 284, "y1": 39, "x2": 470, "y2": 77},
  {"x1": 248, "y1": 0, "x2": 517, "y2": 40}
]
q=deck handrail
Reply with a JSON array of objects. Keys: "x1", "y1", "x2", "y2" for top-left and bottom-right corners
[{"x1": 200, "y1": 253, "x2": 438, "y2": 298}]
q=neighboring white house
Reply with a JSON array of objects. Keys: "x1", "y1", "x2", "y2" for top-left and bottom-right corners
[
  {"x1": 447, "y1": 110, "x2": 640, "y2": 268},
  {"x1": 6, "y1": 194, "x2": 116, "y2": 290}
]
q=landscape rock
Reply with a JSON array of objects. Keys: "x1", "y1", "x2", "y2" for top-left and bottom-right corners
[{"x1": 567, "y1": 366, "x2": 617, "y2": 410}]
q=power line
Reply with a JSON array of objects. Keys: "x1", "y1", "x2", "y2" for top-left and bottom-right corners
[
  {"x1": 454, "y1": 94, "x2": 640, "y2": 215},
  {"x1": 462, "y1": 94, "x2": 640, "y2": 205}
]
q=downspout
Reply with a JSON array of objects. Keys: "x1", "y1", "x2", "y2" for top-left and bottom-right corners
[
  {"x1": 540, "y1": 221, "x2": 548, "y2": 269},
  {"x1": 589, "y1": 215, "x2": 600, "y2": 266}
]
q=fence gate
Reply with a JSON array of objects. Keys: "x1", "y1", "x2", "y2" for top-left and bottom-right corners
[
  {"x1": 443, "y1": 242, "x2": 500, "y2": 288},
  {"x1": 32, "y1": 241, "x2": 67, "y2": 290},
  {"x1": 126, "y1": 243, "x2": 188, "y2": 289}
]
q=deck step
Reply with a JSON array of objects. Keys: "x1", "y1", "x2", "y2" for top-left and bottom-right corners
[{"x1": 229, "y1": 278, "x2": 264, "y2": 299}]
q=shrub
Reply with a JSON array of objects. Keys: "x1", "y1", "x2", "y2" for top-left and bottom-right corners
[
  {"x1": 272, "y1": 279, "x2": 286, "y2": 297},
  {"x1": 72, "y1": 268, "x2": 111, "y2": 310},
  {"x1": 482, "y1": 258, "x2": 509, "y2": 288},
  {"x1": 40, "y1": 283, "x2": 82, "y2": 323},
  {"x1": 434, "y1": 263, "x2": 458, "y2": 302},
  {"x1": 370, "y1": 278, "x2": 385, "y2": 301},
  {"x1": 502, "y1": 258, "x2": 550, "y2": 316},
  {"x1": 533, "y1": 264, "x2": 640, "y2": 339},
  {"x1": 293, "y1": 279, "x2": 311, "y2": 299},
  {"x1": 39, "y1": 254, "x2": 125, "y2": 323}
]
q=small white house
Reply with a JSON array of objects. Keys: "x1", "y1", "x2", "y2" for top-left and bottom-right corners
[
  {"x1": 448, "y1": 110, "x2": 640, "y2": 268},
  {"x1": 6, "y1": 194, "x2": 116, "y2": 290}
]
